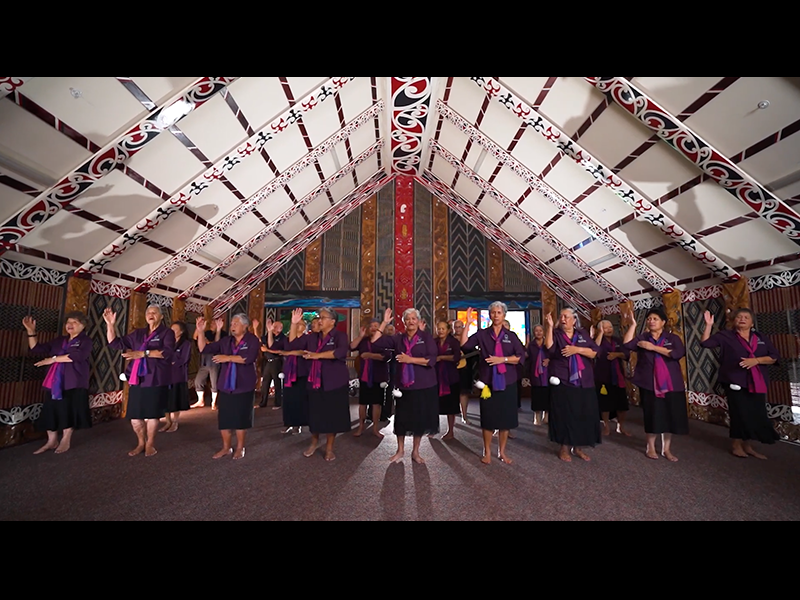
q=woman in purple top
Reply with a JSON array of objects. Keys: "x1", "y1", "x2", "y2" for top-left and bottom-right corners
[
  {"x1": 290, "y1": 308, "x2": 352, "y2": 463},
  {"x1": 461, "y1": 303, "x2": 526, "y2": 466},
  {"x1": 435, "y1": 320, "x2": 463, "y2": 441},
  {"x1": 197, "y1": 314, "x2": 260, "y2": 461},
  {"x1": 545, "y1": 309, "x2": 602, "y2": 463},
  {"x1": 274, "y1": 320, "x2": 312, "y2": 436},
  {"x1": 105, "y1": 305, "x2": 175, "y2": 458},
  {"x1": 161, "y1": 321, "x2": 192, "y2": 434},
  {"x1": 527, "y1": 325, "x2": 550, "y2": 427},
  {"x1": 594, "y1": 321, "x2": 632, "y2": 437},
  {"x1": 24, "y1": 312, "x2": 93, "y2": 455},
  {"x1": 350, "y1": 309, "x2": 393, "y2": 439},
  {"x1": 623, "y1": 308, "x2": 689, "y2": 462},
  {"x1": 701, "y1": 309, "x2": 780, "y2": 459},
  {"x1": 374, "y1": 308, "x2": 440, "y2": 465}
]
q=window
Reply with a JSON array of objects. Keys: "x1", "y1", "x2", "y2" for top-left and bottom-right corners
[{"x1": 457, "y1": 310, "x2": 528, "y2": 342}]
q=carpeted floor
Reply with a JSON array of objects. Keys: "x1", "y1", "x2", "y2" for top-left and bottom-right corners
[{"x1": 1, "y1": 400, "x2": 799, "y2": 521}]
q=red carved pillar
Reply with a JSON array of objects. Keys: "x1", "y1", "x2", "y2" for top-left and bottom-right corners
[{"x1": 394, "y1": 176, "x2": 415, "y2": 333}]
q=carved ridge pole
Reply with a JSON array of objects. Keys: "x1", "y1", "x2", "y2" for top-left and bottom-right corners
[
  {"x1": 433, "y1": 197, "x2": 449, "y2": 324},
  {"x1": 360, "y1": 195, "x2": 377, "y2": 328}
]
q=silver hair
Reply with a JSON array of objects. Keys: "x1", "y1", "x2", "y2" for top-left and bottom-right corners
[
  {"x1": 403, "y1": 308, "x2": 421, "y2": 321},
  {"x1": 231, "y1": 313, "x2": 250, "y2": 327},
  {"x1": 318, "y1": 308, "x2": 337, "y2": 321},
  {"x1": 561, "y1": 308, "x2": 581, "y2": 328},
  {"x1": 146, "y1": 305, "x2": 163, "y2": 316},
  {"x1": 488, "y1": 301, "x2": 508, "y2": 315}
]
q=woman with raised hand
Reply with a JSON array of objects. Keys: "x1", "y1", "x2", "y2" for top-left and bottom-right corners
[
  {"x1": 461, "y1": 304, "x2": 525, "y2": 466},
  {"x1": 435, "y1": 320, "x2": 462, "y2": 442},
  {"x1": 161, "y1": 321, "x2": 192, "y2": 433},
  {"x1": 274, "y1": 319, "x2": 312, "y2": 436},
  {"x1": 702, "y1": 309, "x2": 780, "y2": 459},
  {"x1": 197, "y1": 314, "x2": 260, "y2": 461},
  {"x1": 25, "y1": 312, "x2": 93, "y2": 455},
  {"x1": 623, "y1": 308, "x2": 690, "y2": 462},
  {"x1": 106, "y1": 305, "x2": 175, "y2": 458},
  {"x1": 374, "y1": 308, "x2": 440, "y2": 464},
  {"x1": 545, "y1": 309, "x2": 602, "y2": 463},
  {"x1": 290, "y1": 308, "x2": 352, "y2": 463},
  {"x1": 594, "y1": 320, "x2": 632, "y2": 437},
  {"x1": 527, "y1": 324, "x2": 550, "y2": 427},
  {"x1": 351, "y1": 309, "x2": 393, "y2": 439}
]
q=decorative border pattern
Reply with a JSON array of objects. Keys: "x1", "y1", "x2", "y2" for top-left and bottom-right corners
[
  {"x1": 750, "y1": 269, "x2": 800, "y2": 293},
  {"x1": 142, "y1": 102, "x2": 384, "y2": 293},
  {"x1": 682, "y1": 285, "x2": 723, "y2": 304},
  {"x1": 0, "y1": 77, "x2": 31, "y2": 99},
  {"x1": 185, "y1": 299, "x2": 206, "y2": 315},
  {"x1": 468, "y1": 77, "x2": 742, "y2": 283},
  {"x1": 0, "y1": 77, "x2": 238, "y2": 254},
  {"x1": 391, "y1": 78, "x2": 433, "y2": 175},
  {"x1": 0, "y1": 258, "x2": 67, "y2": 286},
  {"x1": 420, "y1": 171, "x2": 594, "y2": 314},
  {"x1": 213, "y1": 172, "x2": 392, "y2": 316},
  {"x1": 395, "y1": 176, "x2": 415, "y2": 331},
  {"x1": 0, "y1": 404, "x2": 42, "y2": 426},
  {"x1": 432, "y1": 140, "x2": 625, "y2": 305},
  {"x1": 688, "y1": 392, "x2": 795, "y2": 423},
  {"x1": 90, "y1": 391, "x2": 124, "y2": 409},
  {"x1": 146, "y1": 293, "x2": 174, "y2": 309},
  {"x1": 587, "y1": 77, "x2": 800, "y2": 243},
  {"x1": 180, "y1": 138, "x2": 383, "y2": 301},
  {"x1": 76, "y1": 77, "x2": 355, "y2": 276},
  {"x1": 89, "y1": 279, "x2": 132, "y2": 300}
]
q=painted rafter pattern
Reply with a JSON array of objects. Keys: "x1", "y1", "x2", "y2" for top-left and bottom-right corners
[
  {"x1": 0, "y1": 77, "x2": 31, "y2": 99},
  {"x1": 469, "y1": 77, "x2": 742, "y2": 282},
  {"x1": 391, "y1": 77, "x2": 433, "y2": 175},
  {"x1": 586, "y1": 77, "x2": 800, "y2": 245},
  {"x1": 213, "y1": 172, "x2": 392, "y2": 316},
  {"x1": 0, "y1": 77, "x2": 238, "y2": 254},
  {"x1": 430, "y1": 140, "x2": 628, "y2": 304},
  {"x1": 134, "y1": 101, "x2": 384, "y2": 292},
  {"x1": 75, "y1": 77, "x2": 356, "y2": 277},
  {"x1": 436, "y1": 101, "x2": 673, "y2": 295},
  {"x1": 420, "y1": 171, "x2": 594, "y2": 314},
  {"x1": 180, "y1": 139, "x2": 383, "y2": 301}
]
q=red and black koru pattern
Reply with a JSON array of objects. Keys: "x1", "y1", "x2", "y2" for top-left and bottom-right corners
[
  {"x1": 586, "y1": 77, "x2": 800, "y2": 245},
  {"x1": 391, "y1": 78, "x2": 433, "y2": 175}
]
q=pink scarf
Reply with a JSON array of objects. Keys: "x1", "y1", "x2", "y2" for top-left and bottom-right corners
[
  {"x1": 533, "y1": 342, "x2": 547, "y2": 386},
  {"x1": 310, "y1": 332, "x2": 332, "y2": 390},
  {"x1": 650, "y1": 335, "x2": 674, "y2": 399},
  {"x1": 736, "y1": 333, "x2": 768, "y2": 394},
  {"x1": 130, "y1": 328, "x2": 161, "y2": 386},
  {"x1": 43, "y1": 337, "x2": 71, "y2": 400}
]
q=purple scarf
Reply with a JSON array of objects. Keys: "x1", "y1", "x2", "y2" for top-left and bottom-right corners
[
  {"x1": 362, "y1": 339, "x2": 374, "y2": 387},
  {"x1": 438, "y1": 338, "x2": 451, "y2": 397},
  {"x1": 310, "y1": 333, "x2": 332, "y2": 390},
  {"x1": 736, "y1": 333, "x2": 768, "y2": 394},
  {"x1": 491, "y1": 329, "x2": 508, "y2": 392},
  {"x1": 533, "y1": 342, "x2": 548, "y2": 386},
  {"x1": 284, "y1": 355, "x2": 298, "y2": 388},
  {"x1": 221, "y1": 337, "x2": 246, "y2": 393},
  {"x1": 561, "y1": 331, "x2": 585, "y2": 386},
  {"x1": 129, "y1": 328, "x2": 161, "y2": 386},
  {"x1": 401, "y1": 334, "x2": 419, "y2": 389},
  {"x1": 43, "y1": 337, "x2": 71, "y2": 400},
  {"x1": 651, "y1": 335, "x2": 674, "y2": 399},
  {"x1": 608, "y1": 339, "x2": 626, "y2": 389}
]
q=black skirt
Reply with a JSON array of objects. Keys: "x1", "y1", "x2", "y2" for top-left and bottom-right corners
[
  {"x1": 394, "y1": 386, "x2": 440, "y2": 437},
  {"x1": 127, "y1": 386, "x2": 168, "y2": 421},
  {"x1": 597, "y1": 384, "x2": 629, "y2": 414},
  {"x1": 640, "y1": 389, "x2": 690, "y2": 436},
  {"x1": 530, "y1": 385, "x2": 551, "y2": 412},
  {"x1": 359, "y1": 382, "x2": 385, "y2": 406},
  {"x1": 727, "y1": 390, "x2": 780, "y2": 444},
  {"x1": 283, "y1": 377, "x2": 310, "y2": 428},
  {"x1": 218, "y1": 391, "x2": 256, "y2": 431},
  {"x1": 35, "y1": 388, "x2": 92, "y2": 433},
  {"x1": 480, "y1": 386, "x2": 519, "y2": 431},
  {"x1": 458, "y1": 365, "x2": 473, "y2": 392},
  {"x1": 309, "y1": 386, "x2": 352, "y2": 435},
  {"x1": 439, "y1": 382, "x2": 462, "y2": 415},
  {"x1": 549, "y1": 385, "x2": 602, "y2": 448},
  {"x1": 166, "y1": 381, "x2": 190, "y2": 413}
]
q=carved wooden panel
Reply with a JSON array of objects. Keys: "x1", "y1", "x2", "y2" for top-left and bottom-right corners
[
  {"x1": 542, "y1": 286, "x2": 558, "y2": 328},
  {"x1": 64, "y1": 276, "x2": 91, "y2": 332},
  {"x1": 487, "y1": 240, "x2": 505, "y2": 292},
  {"x1": 360, "y1": 195, "x2": 377, "y2": 326},
  {"x1": 662, "y1": 290, "x2": 688, "y2": 386},
  {"x1": 172, "y1": 298, "x2": 186, "y2": 325},
  {"x1": 433, "y1": 197, "x2": 449, "y2": 324},
  {"x1": 304, "y1": 239, "x2": 323, "y2": 291},
  {"x1": 722, "y1": 277, "x2": 751, "y2": 328}
]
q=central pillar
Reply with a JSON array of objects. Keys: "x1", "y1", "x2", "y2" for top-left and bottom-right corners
[{"x1": 395, "y1": 176, "x2": 415, "y2": 333}]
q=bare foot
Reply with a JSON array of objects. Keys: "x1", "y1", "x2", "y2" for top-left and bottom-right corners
[
  {"x1": 159, "y1": 423, "x2": 171, "y2": 433},
  {"x1": 732, "y1": 449, "x2": 749, "y2": 459},
  {"x1": 304, "y1": 446, "x2": 318, "y2": 458},
  {"x1": 573, "y1": 449, "x2": 591, "y2": 462},
  {"x1": 145, "y1": 447, "x2": 158, "y2": 458},
  {"x1": 55, "y1": 440, "x2": 71, "y2": 455},
  {"x1": 325, "y1": 452, "x2": 336, "y2": 463},
  {"x1": 745, "y1": 448, "x2": 767, "y2": 460},
  {"x1": 233, "y1": 449, "x2": 246, "y2": 461},
  {"x1": 353, "y1": 428, "x2": 363, "y2": 438},
  {"x1": 442, "y1": 432, "x2": 455, "y2": 442},
  {"x1": 646, "y1": 450, "x2": 659, "y2": 460},
  {"x1": 34, "y1": 442, "x2": 58, "y2": 455},
  {"x1": 617, "y1": 427, "x2": 632, "y2": 438},
  {"x1": 412, "y1": 453, "x2": 425, "y2": 465},
  {"x1": 602, "y1": 425, "x2": 611, "y2": 437},
  {"x1": 559, "y1": 450, "x2": 572, "y2": 463},
  {"x1": 481, "y1": 455, "x2": 492, "y2": 465},
  {"x1": 373, "y1": 431, "x2": 385, "y2": 440},
  {"x1": 167, "y1": 423, "x2": 179, "y2": 434},
  {"x1": 499, "y1": 453, "x2": 513, "y2": 465},
  {"x1": 508, "y1": 432, "x2": 516, "y2": 440},
  {"x1": 129, "y1": 446, "x2": 145, "y2": 457},
  {"x1": 390, "y1": 452, "x2": 405, "y2": 463},
  {"x1": 213, "y1": 449, "x2": 233, "y2": 460},
  {"x1": 662, "y1": 451, "x2": 679, "y2": 463}
]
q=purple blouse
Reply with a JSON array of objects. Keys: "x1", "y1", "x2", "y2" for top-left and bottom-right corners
[
  {"x1": 109, "y1": 324, "x2": 176, "y2": 388},
  {"x1": 356, "y1": 336, "x2": 389, "y2": 386},
  {"x1": 462, "y1": 327, "x2": 526, "y2": 388},
  {"x1": 546, "y1": 329, "x2": 599, "y2": 389},
  {"x1": 280, "y1": 336, "x2": 311, "y2": 379},
  {"x1": 302, "y1": 330, "x2": 351, "y2": 392},
  {"x1": 623, "y1": 332, "x2": 686, "y2": 393},
  {"x1": 700, "y1": 330, "x2": 780, "y2": 389},
  {"x1": 202, "y1": 333, "x2": 260, "y2": 394},
  {"x1": 527, "y1": 341, "x2": 549, "y2": 388},
  {"x1": 374, "y1": 330, "x2": 439, "y2": 391},
  {"x1": 31, "y1": 333, "x2": 92, "y2": 391},
  {"x1": 436, "y1": 335, "x2": 462, "y2": 386},
  {"x1": 170, "y1": 338, "x2": 192, "y2": 385},
  {"x1": 594, "y1": 336, "x2": 630, "y2": 388}
]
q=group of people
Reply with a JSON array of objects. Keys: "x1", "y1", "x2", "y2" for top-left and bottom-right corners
[{"x1": 23, "y1": 300, "x2": 782, "y2": 466}]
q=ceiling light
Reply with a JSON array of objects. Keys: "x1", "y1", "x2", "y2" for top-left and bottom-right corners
[
  {"x1": 758, "y1": 101, "x2": 770, "y2": 110},
  {"x1": 154, "y1": 99, "x2": 194, "y2": 130}
]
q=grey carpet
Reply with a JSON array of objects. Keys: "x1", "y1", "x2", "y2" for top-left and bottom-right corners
[{"x1": 1, "y1": 401, "x2": 799, "y2": 521}]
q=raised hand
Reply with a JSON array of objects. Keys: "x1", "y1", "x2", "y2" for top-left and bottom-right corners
[
  {"x1": 196, "y1": 316, "x2": 206, "y2": 331},
  {"x1": 103, "y1": 308, "x2": 117, "y2": 326},
  {"x1": 383, "y1": 308, "x2": 393, "y2": 324},
  {"x1": 252, "y1": 319, "x2": 260, "y2": 333},
  {"x1": 292, "y1": 308, "x2": 304, "y2": 325},
  {"x1": 545, "y1": 313, "x2": 554, "y2": 329},
  {"x1": 704, "y1": 311, "x2": 715, "y2": 327},
  {"x1": 359, "y1": 327, "x2": 367, "y2": 339},
  {"x1": 214, "y1": 318, "x2": 225, "y2": 332},
  {"x1": 23, "y1": 316, "x2": 36, "y2": 335}
]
